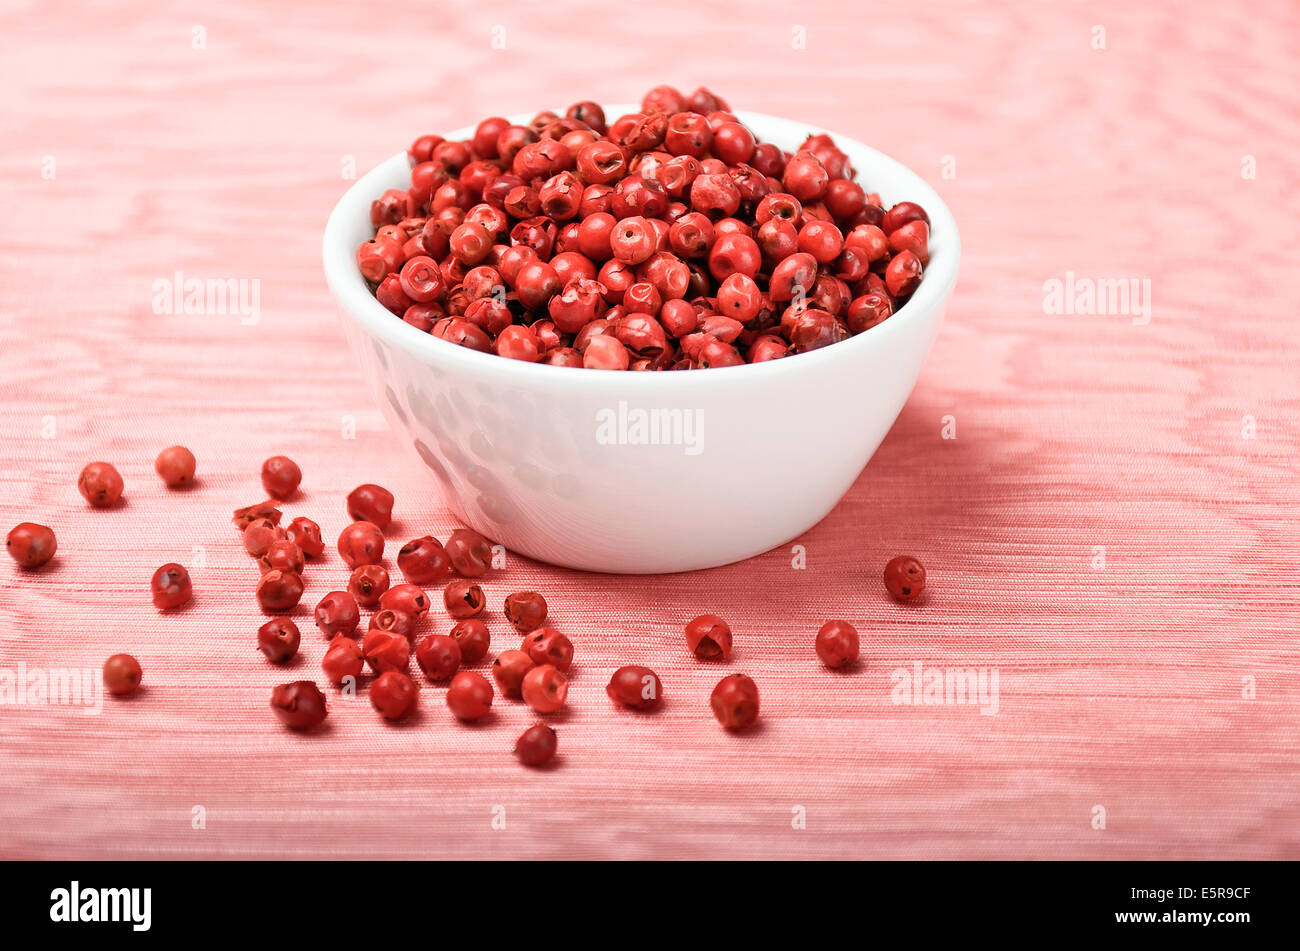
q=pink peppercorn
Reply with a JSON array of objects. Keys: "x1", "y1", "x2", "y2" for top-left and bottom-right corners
[
  {"x1": 445, "y1": 528, "x2": 493, "y2": 577},
  {"x1": 346, "y1": 484, "x2": 395, "y2": 529},
  {"x1": 6, "y1": 522, "x2": 57, "y2": 568},
  {"x1": 491, "y1": 650, "x2": 535, "y2": 699},
  {"x1": 260, "y1": 456, "x2": 301, "y2": 500},
  {"x1": 450, "y1": 618, "x2": 490, "y2": 664},
  {"x1": 884, "y1": 555, "x2": 926, "y2": 601},
  {"x1": 444, "y1": 579, "x2": 485, "y2": 619},
  {"x1": 315, "y1": 590, "x2": 360, "y2": 638},
  {"x1": 521, "y1": 664, "x2": 569, "y2": 713},
  {"x1": 446, "y1": 671, "x2": 494, "y2": 721},
  {"x1": 285, "y1": 516, "x2": 325, "y2": 558},
  {"x1": 337, "y1": 521, "x2": 385, "y2": 568},
  {"x1": 154, "y1": 446, "x2": 197, "y2": 488},
  {"x1": 258, "y1": 617, "x2": 301, "y2": 664},
  {"x1": 415, "y1": 634, "x2": 462, "y2": 682},
  {"x1": 322, "y1": 635, "x2": 364, "y2": 684},
  {"x1": 371, "y1": 670, "x2": 418, "y2": 721},
  {"x1": 257, "y1": 569, "x2": 303, "y2": 614},
  {"x1": 503, "y1": 591, "x2": 548, "y2": 633},
  {"x1": 362, "y1": 628, "x2": 411, "y2": 674},
  {"x1": 103, "y1": 654, "x2": 142, "y2": 696},
  {"x1": 685, "y1": 614, "x2": 732, "y2": 660},
  {"x1": 710, "y1": 674, "x2": 760, "y2": 729},
  {"x1": 369, "y1": 608, "x2": 416, "y2": 639},
  {"x1": 378, "y1": 583, "x2": 430, "y2": 618},
  {"x1": 523, "y1": 628, "x2": 573, "y2": 672},
  {"x1": 78, "y1": 462, "x2": 124, "y2": 508},
  {"x1": 270, "y1": 681, "x2": 328, "y2": 729},
  {"x1": 150, "y1": 563, "x2": 192, "y2": 610},
  {"x1": 815, "y1": 620, "x2": 860, "y2": 669},
  {"x1": 348, "y1": 563, "x2": 391, "y2": 608},
  {"x1": 606, "y1": 665, "x2": 663, "y2": 710},
  {"x1": 397, "y1": 536, "x2": 451, "y2": 585},
  {"x1": 514, "y1": 724, "x2": 558, "y2": 767}
]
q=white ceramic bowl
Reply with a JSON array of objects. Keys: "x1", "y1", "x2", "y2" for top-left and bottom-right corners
[{"x1": 323, "y1": 107, "x2": 960, "y2": 573}]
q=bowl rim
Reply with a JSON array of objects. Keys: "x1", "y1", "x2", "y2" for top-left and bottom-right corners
[{"x1": 322, "y1": 106, "x2": 960, "y2": 390}]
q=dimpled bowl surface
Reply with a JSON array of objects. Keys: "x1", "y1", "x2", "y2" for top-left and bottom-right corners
[{"x1": 323, "y1": 107, "x2": 960, "y2": 573}]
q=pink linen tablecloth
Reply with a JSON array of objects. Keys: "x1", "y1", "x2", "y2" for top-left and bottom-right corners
[{"x1": 1, "y1": 0, "x2": 1297, "y2": 859}]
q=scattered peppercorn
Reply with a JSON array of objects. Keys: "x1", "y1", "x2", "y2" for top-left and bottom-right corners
[
  {"x1": 444, "y1": 579, "x2": 485, "y2": 619},
  {"x1": 397, "y1": 535, "x2": 451, "y2": 584},
  {"x1": 710, "y1": 673, "x2": 760, "y2": 729},
  {"x1": 285, "y1": 516, "x2": 325, "y2": 558},
  {"x1": 415, "y1": 634, "x2": 461, "y2": 682},
  {"x1": 450, "y1": 618, "x2": 490, "y2": 664},
  {"x1": 523, "y1": 627, "x2": 573, "y2": 672},
  {"x1": 445, "y1": 528, "x2": 493, "y2": 577},
  {"x1": 150, "y1": 563, "x2": 192, "y2": 610},
  {"x1": 883, "y1": 555, "x2": 926, "y2": 601},
  {"x1": 362, "y1": 628, "x2": 411, "y2": 674},
  {"x1": 346, "y1": 484, "x2": 395, "y2": 529},
  {"x1": 103, "y1": 654, "x2": 142, "y2": 696},
  {"x1": 378, "y1": 583, "x2": 430, "y2": 618},
  {"x1": 154, "y1": 446, "x2": 196, "y2": 487},
  {"x1": 514, "y1": 723, "x2": 558, "y2": 767},
  {"x1": 815, "y1": 620, "x2": 860, "y2": 669},
  {"x1": 491, "y1": 649, "x2": 535, "y2": 699},
  {"x1": 521, "y1": 664, "x2": 569, "y2": 713},
  {"x1": 348, "y1": 563, "x2": 391, "y2": 608},
  {"x1": 260, "y1": 456, "x2": 302, "y2": 500},
  {"x1": 446, "y1": 671, "x2": 494, "y2": 720},
  {"x1": 504, "y1": 591, "x2": 548, "y2": 633},
  {"x1": 685, "y1": 614, "x2": 732, "y2": 660},
  {"x1": 78, "y1": 462, "x2": 124, "y2": 507},
  {"x1": 270, "y1": 681, "x2": 328, "y2": 729},
  {"x1": 6, "y1": 522, "x2": 56, "y2": 568},
  {"x1": 371, "y1": 670, "x2": 418, "y2": 720},
  {"x1": 258, "y1": 617, "x2": 301, "y2": 663},
  {"x1": 314, "y1": 591, "x2": 360, "y2": 638},
  {"x1": 606, "y1": 665, "x2": 663, "y2": 710},
  {"x1": 256, "y1": 568, "x2": 304, "y2": 614},
  {"x1": 337, "y1": 521, "x2": 385, "y2": 568},
  {"x1": 322, "y1": 635, "x2": 364, "y2": 684}
]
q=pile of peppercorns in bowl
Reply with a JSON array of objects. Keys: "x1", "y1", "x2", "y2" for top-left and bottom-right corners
[
  {"x1": 354, "y1": 84, "x2": 934, "y2": 370},
  {"x1": 8, "y1": 446, "x2": 929, "y2": 768}
]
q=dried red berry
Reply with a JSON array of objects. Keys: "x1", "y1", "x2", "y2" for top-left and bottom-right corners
[
  {"x1": 78, "y1": 462, "x2": 124, "y2": 508},
  {"x1": 491, "y1": 649, "x2": 535, "y2": 699},
  {"x1": 154, "y1": 446, "x2": 196, "y2": 487},
  {"x1": 337, "y1": 521, "x2": 385, "y2": 568},
  {"x1": 314, "y1": 591, "x2": 359, "y2": 638},
  {"x1": 232, "y1": 500, "x2": 281, "y2": 530},
  {"x1": 260, "y1": 456, "x2": 302, "y2": 500},
  {"x1": 684, "y1": 614, "x2": 731, "y2": 660},
  {"x1": 285, "y1": 517, "x2": 325, "y2": 558},
  {"x1": 522, "y1": 628, "x2": 573, "y2": 672},
  {"x1": 503, "y1": 591, "x2": 548, "y2": 633},
  {"x1": 258, "y1": 617, "x2": 301, "y2": 664},
  {"x1": 514, "y1": 724, "x2": 558, "y2": 767},
  {"x1": 445, "y1": 528, "x2": 493, "y2": 577},
  {"x1": 259, "y1": 539, "x2": 305, "y2": 575},
  {"x1": 346, "y1": 483, "x2": 395, "y2": 529},
  {"x1": 369, "y1": 608, "x2": 416, "y2": 638},
  {"x1": 103, "y1": 654, "x2": 142, "y2": 696},
  {"x1": 348, "y1": 563, "x2": 391, "y2": 608},
  {"x1": 378, "y1": 583, "x2": 430, "y2": 618},
  {"x1": 270, "y1": 681, "x2": 328, "y2": 729},
  {"x1": 362, "y1": 628, "x2": 411, "y2": 674},
  {"x1": 521, "y1": 664, "x2": 568, "y2": 713},
  {"x1": 815, "y1": 620, "x2": 860, "y2": 669},
  {"x1": 322, "y1": 635, "x2": 364, "y2": 684},
  {"x1": 444, "y1": 579, "x2": 485, "y2": 619},
  {"x1": 371, "y1": 670, "x2": 418, "y2": 720},
  {"x1": 397, "y1": 536, "x2": 451, "y2": 584},
  {"x1": 257, "y1": 569, "x2": 304, "y2": 614},
  {"x1": 709, "y1": 674, "x2": 759, "y2": 729},
  {"x1": 606, "y1": 665, "x2": 663, "y2": 710},
  {"x1": 150, "y1": 563, "x2": 192, "y2": 610},
  {"x1": 450, "y1": 619, "x2": 490, "y2": 664},
  {"x1": 883, "y1": 556, "x2": 926, "y2": 601},
  {"x1": 6, "y1": 522, "x2": 56, "y2": 568},
  {"x1": 446, "y1": 671, "x2": 494, "y2": 720},
  {"x1": 415, "y1": 634, "x2": 461, "y2": 682}
]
